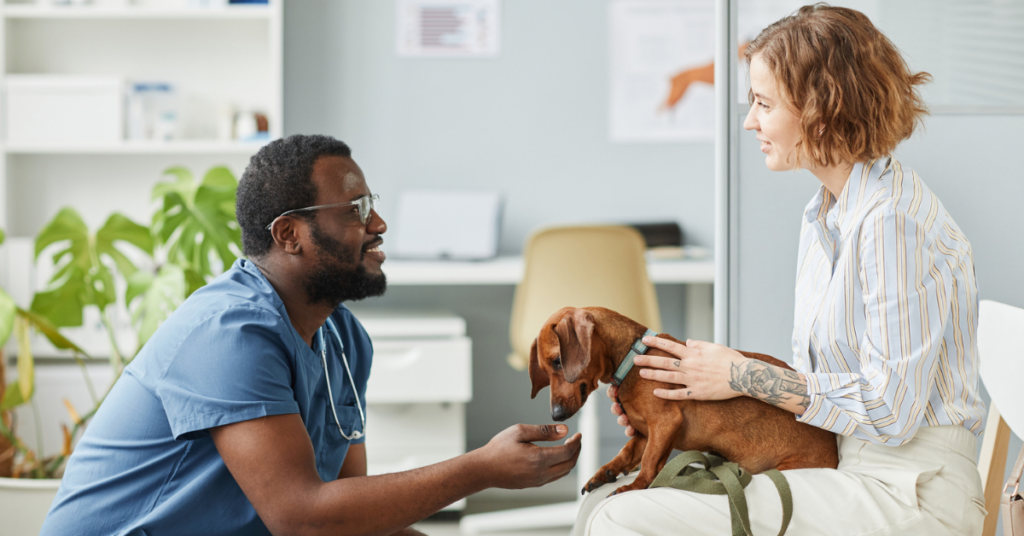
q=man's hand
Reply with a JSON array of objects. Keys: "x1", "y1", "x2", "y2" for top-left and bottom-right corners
[{"x1": 476, "y1": 424, "x2": 582, "y2": 490}]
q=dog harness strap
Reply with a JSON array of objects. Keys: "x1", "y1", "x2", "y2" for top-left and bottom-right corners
[
  {"x1": 611, "y1": 329, "x2": 659, "y2": 386},
  {"x1": 649, "y1": 451, "x2": 793, "y2": 536}
]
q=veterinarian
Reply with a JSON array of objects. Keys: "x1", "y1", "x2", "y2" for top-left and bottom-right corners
[
  {"x1": 579, "y1": 5, "x2": 986, "y2": 536},
  {"x1": 41, "y1": 134, "x2": 582, "y2": 536}
]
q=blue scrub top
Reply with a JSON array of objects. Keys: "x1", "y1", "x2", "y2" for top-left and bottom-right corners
[{"x1": 40, "y1": 259, "x2": 372, "y2": 536}]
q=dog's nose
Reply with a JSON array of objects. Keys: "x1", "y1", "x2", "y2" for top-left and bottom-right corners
[{"x1": 552, "y1": 405, "x2": 568, "y2": 421}]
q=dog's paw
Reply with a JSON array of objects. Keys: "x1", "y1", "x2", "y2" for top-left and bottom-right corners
[{"x1": 581, "y1": 469, "x2": 621, "y2": 495}]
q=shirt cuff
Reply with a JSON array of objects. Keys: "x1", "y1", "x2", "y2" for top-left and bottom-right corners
[{"x1": 172, "y1": 400, "x2": 299, "y2": 440}]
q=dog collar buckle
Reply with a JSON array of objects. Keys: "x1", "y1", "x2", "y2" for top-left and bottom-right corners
[{"x1": 612, "y1": 329, "x2": 658, "y2": 386}]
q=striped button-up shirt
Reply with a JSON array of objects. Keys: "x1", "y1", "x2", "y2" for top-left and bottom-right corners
[{"x1": 792, "y1": 157, "x2": 985, "y2": 445}]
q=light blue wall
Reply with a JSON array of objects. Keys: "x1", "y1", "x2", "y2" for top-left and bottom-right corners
[{"x1": 284, "y1": 0, "x2": 716, "y2": 254}]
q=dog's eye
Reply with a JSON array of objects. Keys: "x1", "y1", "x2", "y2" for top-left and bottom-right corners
[{"x1": 552, "y1": 357, "x2": 562, "y2": 371}]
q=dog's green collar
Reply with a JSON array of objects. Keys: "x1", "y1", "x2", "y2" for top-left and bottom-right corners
[{"x1": 612, "y1": 329, "x2": 659, "y2": 386}]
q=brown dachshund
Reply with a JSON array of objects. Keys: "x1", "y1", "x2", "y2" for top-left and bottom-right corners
[{"x1": 528, "y1": 306, "x2": 838, "y2": 496}]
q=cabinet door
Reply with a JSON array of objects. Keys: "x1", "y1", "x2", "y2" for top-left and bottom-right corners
[{"x1": 365, "y1": 338, "x2": 472, "y2": 403}]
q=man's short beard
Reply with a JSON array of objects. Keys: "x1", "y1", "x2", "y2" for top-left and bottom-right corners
[{"x1": 303, "y1": 221, "x2": 387, "y2": 307}]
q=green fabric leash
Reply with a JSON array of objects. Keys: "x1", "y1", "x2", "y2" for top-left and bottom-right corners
[{"x1": 649, "y1": 451, "x2": 793, "y2": 536}]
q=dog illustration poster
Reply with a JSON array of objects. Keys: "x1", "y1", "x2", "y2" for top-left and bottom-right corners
[{"x1": 609, "y1": 0, "x2": 715, "y2": 143}]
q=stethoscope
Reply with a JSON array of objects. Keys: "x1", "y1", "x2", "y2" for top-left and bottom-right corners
[{"x1": 317, "y1": 317, "x2": 366, "y2": 441}]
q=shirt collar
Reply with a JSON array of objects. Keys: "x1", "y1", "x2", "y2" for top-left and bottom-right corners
[{"x1": 802, "y1": 157, "x2": 893, "y2": 237}]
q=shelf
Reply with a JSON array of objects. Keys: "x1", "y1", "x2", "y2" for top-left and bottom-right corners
[
  {"x1": 3, "y1": 4, "x2": 270, "y2": 20},
  {"x1": 3, "y1": 140, "x2": 268, "y2": 155},
  {"x1": 380, "y1": 257, "x2": 715, "y2": 286}
]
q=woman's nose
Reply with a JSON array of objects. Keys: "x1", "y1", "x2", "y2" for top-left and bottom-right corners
[{"x1": 742, "y1": 106, "x2": 757, "y2": 131}]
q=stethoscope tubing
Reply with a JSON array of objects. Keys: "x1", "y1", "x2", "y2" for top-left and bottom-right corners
[{"x1": 319, "y1": 317, "x2": 366, "y2": 441}]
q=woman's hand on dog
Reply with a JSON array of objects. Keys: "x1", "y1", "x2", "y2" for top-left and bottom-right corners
[
  {"x1": 636, "y1": 338, "x2": 748, "y2": 401},
  {"x1": 476, "y1": 424, "x2": 583, "y2": 489},
  {"x1": 608, "y1": 339, "x2": 747, "y2": 435}
]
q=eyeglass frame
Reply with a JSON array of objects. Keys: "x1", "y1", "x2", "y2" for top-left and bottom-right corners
[{"x1": 264, "y1": 193, "x2": 380, "y2": 231}]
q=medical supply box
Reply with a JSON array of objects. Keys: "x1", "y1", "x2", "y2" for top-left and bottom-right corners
[{"x1": 6, "y1": 75, "x2": 124, "y2": 146}]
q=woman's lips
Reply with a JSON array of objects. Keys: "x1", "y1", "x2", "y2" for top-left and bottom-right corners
[{"x1": 760, "y1": 140, "x2": 772, "y2": 154}]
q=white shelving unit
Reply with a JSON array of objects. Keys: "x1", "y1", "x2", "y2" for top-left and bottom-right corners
[
  {"x1": 0, "y1": 0, "x2": 282, "y2": 235},
  {"x1": 4, "y1": 3, "x2": 273, "y2": 19},
  {"x1": 0, "y1": 0, "x2": 284, "y2": 502}
]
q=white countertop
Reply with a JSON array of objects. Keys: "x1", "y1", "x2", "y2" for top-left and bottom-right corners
[{"x1": 380, "y1": 256, "x2": 715, "y2": 286}]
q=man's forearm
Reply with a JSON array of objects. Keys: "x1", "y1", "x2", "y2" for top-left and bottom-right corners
[
  {"x1": 294, "y1": 448, "x2": 492, "y2": 536},
  {"x1": 728, "y1": 360, "x2": 810, "y2": 415}
]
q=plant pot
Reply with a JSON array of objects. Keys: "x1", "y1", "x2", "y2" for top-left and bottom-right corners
[{"x1": 0, "y1": 476, "x2": 61, "y2": 536}]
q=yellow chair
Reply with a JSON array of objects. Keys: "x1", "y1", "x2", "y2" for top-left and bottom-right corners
[
  {"x1": 977, "y1": 300, "x2": 1024, "y2": 536},
  {"x1": 507, "y1": 225, "x2": 662, "y2": 370},
  {"x1": 462, "y1": 224, "x2": 661, "y2": 535}
]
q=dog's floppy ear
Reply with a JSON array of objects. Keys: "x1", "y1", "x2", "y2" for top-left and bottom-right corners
[
  {"x1": 556, "y1": 308, "x2": 595, "y2": 383},
  {"x1": 528, "y1": 338, "x2": 550, "y2": 399}
]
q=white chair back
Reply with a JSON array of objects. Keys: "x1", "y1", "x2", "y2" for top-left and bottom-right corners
[{"x1": 977, "y1": 299, "x2": 1024, "y2": 536}]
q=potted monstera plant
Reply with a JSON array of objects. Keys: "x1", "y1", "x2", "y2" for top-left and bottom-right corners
[{"x1": 0, "y1": 166, "x2": 242, "y2": 535}]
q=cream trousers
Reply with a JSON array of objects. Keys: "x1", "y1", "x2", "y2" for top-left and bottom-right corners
[{"x1": 572, "y1": 425, "x2": 985, "y2": 536}]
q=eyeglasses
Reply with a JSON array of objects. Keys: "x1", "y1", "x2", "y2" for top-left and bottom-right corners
[{"x1": 265, "y1": 194, "x2": 379, "y2": 231}]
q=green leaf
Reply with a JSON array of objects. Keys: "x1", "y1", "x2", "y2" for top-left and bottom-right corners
[
  {"x1": 202, "y1": 166, "x2": 238, "y2": 191},
  {"x1": 128, "y1": 264, "x2": 186, "y2": 347},
  {"x1": 96, "y1": 213, "x2": 154, "y2": 278},
  {"x1": 34, "y1": 208, "x2": 89, "y2": 261},
  {"x1": 125, "y1": 269, "x2": 154, "y2": 307},
  {"x1": 17, "y1": 308, "x2": 90, "y2": 356},
  {"x1": 0, "y1": 289, "x2": 14, "y2": 348},
  {"x1": 151, "y1": 166, "x2": 242, "y2": 282},
  {"x1": 1, "y1": 381, "x2": 25, "y2": 411},
  {"x1": 31, "y1": 207, "x2": 152, "y2": 328},
  {"x1": 31, "y1": 271, "x2": 87, "y2": 327},
  {"x1": 0, "y1": 227, "x2": 5, "y2": 245},
  {"x1": 184, "y1": 267, "x2": 206, "y2": 298},
  {"x1": 15, "y1": 316, "x2": 33, "y2": 401}
]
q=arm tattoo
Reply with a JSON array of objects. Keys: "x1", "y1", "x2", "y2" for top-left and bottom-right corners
[{"x1": 728, "y1": 360, "x2": 810, "y2": 410}]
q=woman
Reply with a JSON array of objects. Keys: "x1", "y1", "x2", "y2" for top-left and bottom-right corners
[{"x1": 574, "y1": 5, "x2": 987, "y2": 536}]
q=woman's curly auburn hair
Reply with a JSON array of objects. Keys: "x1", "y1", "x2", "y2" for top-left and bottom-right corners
[{"x1": 744, "y1": 3, "x2": 931, "y2": 168}]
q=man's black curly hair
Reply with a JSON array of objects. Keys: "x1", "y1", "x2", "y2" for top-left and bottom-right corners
[{"x1": 237, "y1": 134, "x2": 353, "y2": 258}]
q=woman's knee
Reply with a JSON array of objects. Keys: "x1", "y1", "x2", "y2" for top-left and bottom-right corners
[{"x1": 582, "y1": 488, "x2": 720, "y2": 536}]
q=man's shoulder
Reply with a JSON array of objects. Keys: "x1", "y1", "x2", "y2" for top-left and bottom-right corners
[
  {"x1": 174, "y1": 270, "x2": 286, "y2": 333},
  {"x1": 131, "y1": 263, "x2": 293, "y2": 368}
]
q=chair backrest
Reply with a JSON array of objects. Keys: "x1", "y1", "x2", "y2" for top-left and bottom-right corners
[
  {"x1": 977, "y1": 299, "x2": 1024, "y2": 536},
  {"x1": 507, "y1": 225, "x2": 661, "y2": 370}
]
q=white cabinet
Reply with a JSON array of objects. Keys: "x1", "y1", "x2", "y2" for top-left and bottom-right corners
[{"x1": 353, "y1": 308, "x2": 473, "y2": 511}]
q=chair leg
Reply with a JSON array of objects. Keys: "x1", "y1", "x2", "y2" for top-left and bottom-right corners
[{"x1": 981, "y1": 405, "x2": 1012, "y2": 536}]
